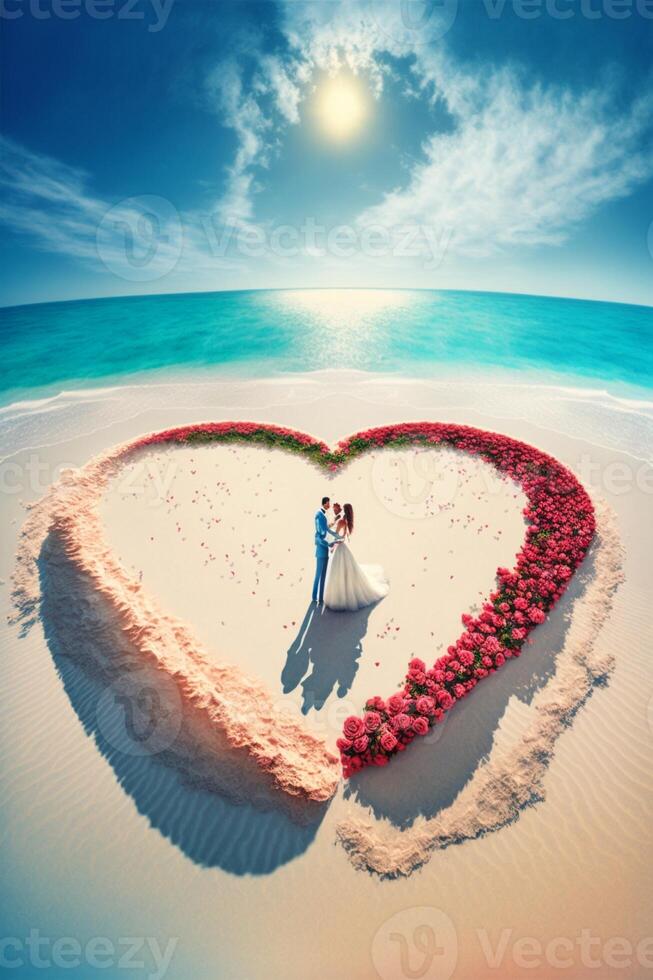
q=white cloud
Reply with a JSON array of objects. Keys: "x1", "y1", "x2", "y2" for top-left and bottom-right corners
[
  {"x1": 276, "y1": 1, "x2": 653, "y2": 259},
  {"x1": 3, "y1": 2, "x2": 653, "y2": 289},
  {"x1": 204, "y1": 3, "x2": 407, "y2": 226},
  {"x1": 358, "y1": 73, "x2": 653, "y2": 257},
  {"x1": 256, "y1": 55, "x2": 306, "y2": 125},
  {"x1": 280, "y1": 2, "x2": 390, "y2": 93},
  {"x1": 0, "y1": 137, "x2": 234, "y2": 283},
  {"x1": 205, "y1": 60, "x2": 272, "y2": 225}
]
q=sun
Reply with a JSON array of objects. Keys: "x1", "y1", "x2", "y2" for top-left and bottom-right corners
[{"x1": 315, "y1": 75, "x2": 368, "y2": 142}]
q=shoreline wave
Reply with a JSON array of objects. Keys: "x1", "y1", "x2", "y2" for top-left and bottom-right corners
[
  {"x1": 2, "y1": 369, "x2": 653, "y2": 416},
  {"x1": 2, "y1": 371, "x2": 653, "y2": 468}
]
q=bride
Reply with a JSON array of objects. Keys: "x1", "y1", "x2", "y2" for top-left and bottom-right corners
[{"x1": 324, "y1": 503, "x2": 389, "y2": 612}]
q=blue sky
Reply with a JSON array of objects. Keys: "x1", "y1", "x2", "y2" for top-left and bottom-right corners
[{"x1": 1, "y1": 0, "x2": 653, "y2": 307}]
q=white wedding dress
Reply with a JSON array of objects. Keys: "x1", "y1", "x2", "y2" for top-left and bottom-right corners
[{"x1": 324, "y1": 532, "x2": 389, "y2": 611}]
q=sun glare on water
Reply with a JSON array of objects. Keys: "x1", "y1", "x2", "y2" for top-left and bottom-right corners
[
  {"x1": 278, "y1": 289, "x2": 410, "y2": 330},
  {"x1": 315, "y1": 75, "x2": 368, "y2": 141},
  {"x1": 274, "y1": 289, "x2": 412, "y2": 367}
]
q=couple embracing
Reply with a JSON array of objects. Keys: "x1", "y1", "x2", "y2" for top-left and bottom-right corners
[{"x1": 312, "y1": 496, "x2": 389, "y2": 612}]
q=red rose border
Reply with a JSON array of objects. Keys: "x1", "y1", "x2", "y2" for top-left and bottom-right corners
[{"x1": 133, "y1": 420, "x2": 595, "y2": 779}]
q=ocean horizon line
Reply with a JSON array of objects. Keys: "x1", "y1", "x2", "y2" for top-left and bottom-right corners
[{"x1": 2, "y1": 284, "x2": 653, "y2": 315}]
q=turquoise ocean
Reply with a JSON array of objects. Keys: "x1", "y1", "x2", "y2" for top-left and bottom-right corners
[
  {"x1": 1, "y1": 290, "x2": 652, "y2": 980},
  {"x1": 2, "y1": 287, "x2": 652, "y2": 466},
  {"x1": 1, "y1": 288, "x2": 652, "y2": 405}
]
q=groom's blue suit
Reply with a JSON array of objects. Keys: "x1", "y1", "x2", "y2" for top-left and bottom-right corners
[{"x1": 312, "y1": 507, "x2": 338, "y2": 602}]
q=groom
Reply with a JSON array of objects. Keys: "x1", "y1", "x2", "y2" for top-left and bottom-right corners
[{"x1": 312, "y1": 496, "x2": 339, "y2": 604}]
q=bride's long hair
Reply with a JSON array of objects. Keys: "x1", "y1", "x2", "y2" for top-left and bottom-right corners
[{"x1": 343, "y1": 502, "x2": 354, "y2": 534}]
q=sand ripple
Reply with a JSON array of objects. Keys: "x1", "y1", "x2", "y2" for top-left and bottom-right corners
[
  {"x1": 335, "y1": 498, "x2": 625, "y2": 876},
  {"x1": 11, "y1": 430, "x2": 625, "y2": 870},
  {"x1": 11, "y1": 438, "x2": 340, "y2": 823}
]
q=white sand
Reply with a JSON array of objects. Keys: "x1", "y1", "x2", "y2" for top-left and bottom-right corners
[
  {"x1": 11, "y1": 439, "x2": 341, "y2": 820},
  {"x1": 98, "y1": 441, "x2": 528, "y2": 740},
  {"x1": 2, "y1": 371, "x2": 652, "y2": 980}
]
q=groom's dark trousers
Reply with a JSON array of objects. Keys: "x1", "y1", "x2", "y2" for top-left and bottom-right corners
[{"x1": 312, "y1": 555, "x2": 328, "y2": 603}]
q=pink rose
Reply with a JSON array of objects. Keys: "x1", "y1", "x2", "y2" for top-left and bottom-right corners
[
  {"x1": 353, "y1": 735, "x2": 369, "y2": 753},
  {"x1": 387, "y1": 694, "x2": 406, "y2": 716},
  {"x1": 394, "y1": 713, "x2": 411, "y2": 731},
  {"x1": 366, "y1": 696, "x2": 387, "y2": 713},
  {"x1": 437, "y1": 690, "x2": 454, "y2": 710},
  {"x1": 412, "y1": 716, "x2": 429, "y2": 736},
  {"x1": 343, "y1": 716, "x2": 365, "y2": 740},
  {"x1": 336, "y1": 737, "x2": 353, "y2": 752},
  {"x1": 415, "y1": 695, "x2": 435, "y2": 716},
  {"x1": 364, "y1": 711, "x2": 382, "y2": 733},
  {"x1": 379, "y1": 730, "x2": 398, "y2": 752}
]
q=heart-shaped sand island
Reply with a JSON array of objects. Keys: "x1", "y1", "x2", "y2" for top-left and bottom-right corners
[{"x1": 12, "y1": 421, "x2": 598, "y2": 833}]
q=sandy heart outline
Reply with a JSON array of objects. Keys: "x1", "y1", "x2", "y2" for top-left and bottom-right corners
[
  {"x1": 12, "y1": 419, "x2": 594, "y2": 815},
  {"x1": 141, "y1": 420, "x2": 596, "y2": 771}
]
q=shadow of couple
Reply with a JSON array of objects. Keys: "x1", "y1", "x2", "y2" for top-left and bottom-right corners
[
  {"x1": 281, "y1": 601, "x2": 375, "y2": 713},
  {"x1": 35, "y1": 524, "x2": 596, "y2": 876}
]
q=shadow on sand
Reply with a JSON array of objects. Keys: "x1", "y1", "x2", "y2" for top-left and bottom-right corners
[
  {"x1": 343, "y1": 550, "x2": 600, "y2": 829},
  {"x1": 282, "y1": 601, "x2": 376, "y2": 712},
  {"x1": 38, "y1": 532, "x2": 329, "y2": 876},
  {"x1": 34, "y1": 519, "x2": 602, "y2": 858}
]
